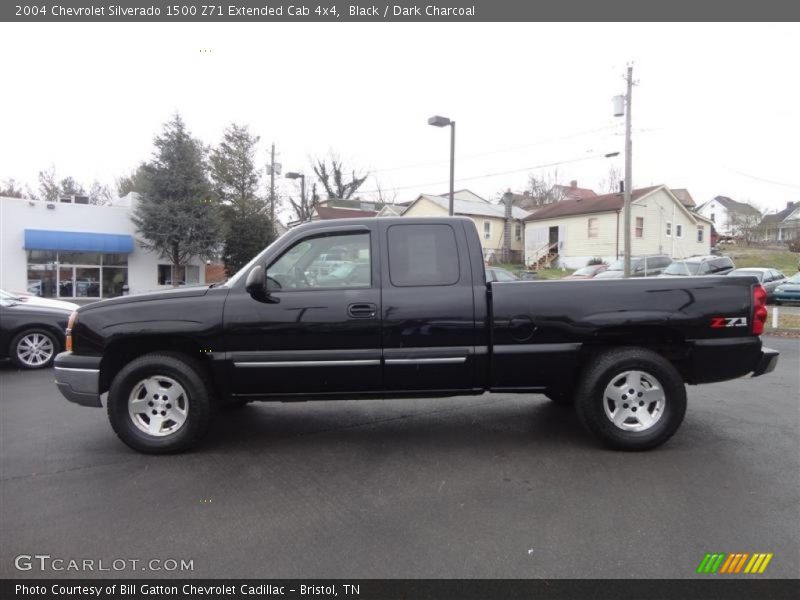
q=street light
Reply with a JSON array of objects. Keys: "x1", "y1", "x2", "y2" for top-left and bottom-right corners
[
  {"x1": 285, "y1": 172, "x2": 307, "y2": 220},
  {"x1": 428, "y1": 114, "x2": 456, "y2": 216}
]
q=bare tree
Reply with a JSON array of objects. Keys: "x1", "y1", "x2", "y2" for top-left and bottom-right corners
[
  {"x1": 312, "y1": 153, "x2": 368, "y2": 200},
  {"x1": 728, "y1": 201, "x2": 765, "y2": 245},
  {"x1": 598, "y1": 164, "x2": 623, "y2": 193},
  {"x1": 88, "y1": 181, "x2": 113, "y2": 205},
  {"x1": 288, "y1": 182, "x2": 320, "y2": 223},
  {"x1": 0, "y1": 178, "x2": 26, "y2": 198},
  {"x1": 524, "y1": 169, "x2": 565, "y2": 207},
  {"x1": 372, "y1": 178, "x2": 398, "y2": 205}
]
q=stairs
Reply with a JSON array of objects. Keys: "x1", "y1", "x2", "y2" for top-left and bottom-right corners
[{"x1": 529, "y1": 241, "x2": 559, "y2": 270}]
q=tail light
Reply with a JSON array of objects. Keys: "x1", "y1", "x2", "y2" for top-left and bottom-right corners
[
  {"x1": 65, "y1": 310, "x2": 77, "y2": 352},
  {"x1": 752, "y1": 284, "x2": 767, "y2": 335}
]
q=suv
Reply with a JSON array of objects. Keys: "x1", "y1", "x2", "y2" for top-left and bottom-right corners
[
  {"x1": 661, "y1": 255, "x2": 735, "y2": 277},
  {"x1": 593, "y1": 255, "x2": 672, "y2": 279}
]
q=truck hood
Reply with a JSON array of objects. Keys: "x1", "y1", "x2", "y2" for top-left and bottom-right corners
[{"x1": 77, "y1": 286, "x2": 212, "y2": 312}]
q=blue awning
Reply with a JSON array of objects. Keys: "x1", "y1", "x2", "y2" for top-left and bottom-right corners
[{"x1": 24, "y1": 229, "x2": 134, "y2": 253}]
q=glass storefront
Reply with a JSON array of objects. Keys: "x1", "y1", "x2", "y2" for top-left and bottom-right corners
[{"x1": 27, "y1": 251, "x2": 128, "y2": 299}]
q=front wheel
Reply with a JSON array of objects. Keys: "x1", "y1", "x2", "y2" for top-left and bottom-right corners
[
  {"x1": 107, "y1": 352, "x2": 213, "y2": 454},
  {"x1": 574, "y1": 348, "x2": 686, "y2": 451},
  {"x1": 10, "y1": 329, "x2": 58, "y2": 369}
]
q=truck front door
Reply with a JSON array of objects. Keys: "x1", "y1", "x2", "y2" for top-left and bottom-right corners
[{"x1": 223, "y1": 225, "x2": 382, "y2": 398}]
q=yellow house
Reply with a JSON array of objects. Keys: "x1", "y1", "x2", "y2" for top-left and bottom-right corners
[
  {"x1": 401, "y1": 190, "x2": 530, "y2": 260},
  {"x1": 523, "y1": 185, "x2": 713, "y2": 269}
]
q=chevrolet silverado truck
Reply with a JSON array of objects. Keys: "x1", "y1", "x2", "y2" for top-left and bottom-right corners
[{"x1": 54, "y1": 217, "x2": 779, "y2": 454}]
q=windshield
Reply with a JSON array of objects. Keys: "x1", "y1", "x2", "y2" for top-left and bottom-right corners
[
  {"x1": 785, "y1": 273, "x2": 800, "y2": 284},
  {"x1": 663, "y1": 262, "x2": 700, "y2": 275},
  {"x1": 729, "y1": 269, "x2": 763, "y2": 281}
]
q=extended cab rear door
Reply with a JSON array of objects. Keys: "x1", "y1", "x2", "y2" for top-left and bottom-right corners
[{"x1": 379, "y1": 220, "x2": 481, "y2": 392}]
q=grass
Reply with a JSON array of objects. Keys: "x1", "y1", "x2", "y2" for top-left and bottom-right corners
[
  {"x1": 718, "y1": 245, "x2": 799, "y2": 274},
  {"x1": 766, "y1": 306, "x2": 800, "y2": 330}
]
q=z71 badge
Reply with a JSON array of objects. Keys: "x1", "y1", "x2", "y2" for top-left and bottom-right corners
[{"x1": 711, "y1": 316, "x2": 748, "y2": 328}]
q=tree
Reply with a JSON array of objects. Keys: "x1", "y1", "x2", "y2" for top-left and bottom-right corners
[
  {"x1": 88, "y1": 180, "x2": 112, "y2": 205},
  {"x1": 312, "y1": 153, "x2": 368, "y2": 200},
  {"x1": 116, "y1": 165, "x2": 151, "y2": 196},
  {"x1": 60, "y1": 176, "x2": 85, "y2": 196},
  {"x1": 524, "y1": 170, "x2": 565, "y2": 207},
  {"x1": 598, "y1": 164, "x2": 623, "y2": 193},
  {"x1": 35, "y1": 166, "x2": 61, "y2": 202},
  {"x1": 209, "y1": 123, "x2": 275, "y2": 275},
  {"x1": 728, "y1": 201, "x2": 765, "y2": 245},
  {"x1": 288, "y1": 181, "x2": 319, "y2": 223},
  {"x1": 0, "y1": 178, "x2": 26, "y2": 198},
  {"x1": 132, "y1": 114, "x2": 221, "y2": 287}
]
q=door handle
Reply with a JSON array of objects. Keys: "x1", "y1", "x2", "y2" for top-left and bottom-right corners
[{"x1": 347, "y1": 303, "x2": 377, "y2": 319}]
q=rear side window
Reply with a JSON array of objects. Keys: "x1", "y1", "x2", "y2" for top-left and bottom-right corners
[
  {"x1": 388, "y1": 224, "x2": 460, "y2": 287},
  {"x1": 711, "y1": 257, "x2": 734, "y2": 272}
]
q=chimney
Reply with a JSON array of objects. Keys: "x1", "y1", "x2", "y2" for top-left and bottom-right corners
[
  {"x1": 570, "y1": 180, "x2": 578, "y2": 189},
  {"x1": 502, "y1": 191, "x2": 514, "y2": 261}
]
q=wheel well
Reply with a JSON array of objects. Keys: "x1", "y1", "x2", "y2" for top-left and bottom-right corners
[
  {"x1": 99, "y1": 336, "x2": 212, "y2": 394},
  {"x1": 578, "y1": 326, "x2": 692, "y2": 382}
]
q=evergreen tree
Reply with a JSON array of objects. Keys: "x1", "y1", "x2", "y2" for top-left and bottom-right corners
[
  {"x1": 210, "y1": 123, "x2": 275, "y2": 275},
  {"x1": 132, "y1": 114, "x2": 221, "y2": 287}
]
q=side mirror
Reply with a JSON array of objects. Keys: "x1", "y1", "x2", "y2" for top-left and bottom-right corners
[{"x1": 245, "y1": 266, "x2": 271, "y2": 302}]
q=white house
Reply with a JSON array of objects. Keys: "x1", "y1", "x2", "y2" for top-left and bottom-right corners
[
  {"x1": 523, "y1": 185, "x2": 713, "y2": 269},
  {"x1": 758, "y1": 202, "x2": 799, "y2": 243},
  {"x1": 696, "y1": 195, "x2": 761, "y2": 238},
  {"x1": 0, "y1": 194, "x2": 207, "y2": 304},
  {"x1": 402, "y1": 190, "x2": 530, "y2": 261}
]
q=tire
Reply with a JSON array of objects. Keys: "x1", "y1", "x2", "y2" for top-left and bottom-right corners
[
  {"x1": 544, "y1": 388, "x2": 574, "y2": 407},
  {"x1": 107, "y1": 352, "x2": 214, "y2": 454},
  {"x1": 10, "y1": 328, "x2": 59, "y2": 369},
  {"x1": 574, "y1": 347, "x2": 686, "y2": 451}
]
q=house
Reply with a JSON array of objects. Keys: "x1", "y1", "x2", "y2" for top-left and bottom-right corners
[
  {"x1": 696, "y1": 196, "x2": 762, "y2": 238},
  {"x1": 522, "y1": 185, "x2": 712, "y2": 270},
  {"x1": 670, "y1": 188, "x2": 696, "y2": 209},
  {"x1": 758, "y1": 202, "x2": 800, "y2": 243},
  {"x1": 0, "y1": 193, "x2": 207, "y2": 303},
  {"x1": 401, "y1": 190, "x2": 530, "y2": 261},
  {"x1": 510, "y1": 180, "x2": 597, "y2": 211},
  {"x1": 376, "y1": 204, "x2": 406, "y2": 217}
]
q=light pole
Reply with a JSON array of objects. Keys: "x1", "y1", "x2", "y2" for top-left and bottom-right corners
[
  {"x1": 428, "y1": 115, "x2": 455, "y2": 216},
  {"x1": 285, "y1": 172, "x2": 307, "y2": 220},
  {"x1": 613, "y1": 65, "x2": 634, "y2": 277}
]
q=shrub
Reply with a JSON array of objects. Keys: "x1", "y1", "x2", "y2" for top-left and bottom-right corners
[{"x1": 587, "y1": 257, "x2": 605, "y2": 266}]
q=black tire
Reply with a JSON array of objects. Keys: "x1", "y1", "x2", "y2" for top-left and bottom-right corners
[
  {"x1": 574, "y1": 347, "x2": 686, "y2": 451},
  {"x1": 9, "y1": 328, "x2": 59, "y2": 370},
  {"x1": 544, "y1": 388, "x2": 574, "y2": 407},
  {"x1": 107, "y1": 352, "x2": 214, "y2": 454}
]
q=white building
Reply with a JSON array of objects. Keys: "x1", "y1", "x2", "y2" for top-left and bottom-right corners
[
  {"x1": 695, "y1": 195, "x2": 762, "y2": 238},
  {"x1": 0, "y1": 194, "x2": 206, "y2": 304},
  {"x1": 523, "y1": 185, "x2": 713, "y2": 270}
]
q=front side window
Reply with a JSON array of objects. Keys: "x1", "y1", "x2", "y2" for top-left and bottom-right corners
[
  {"x1": 388, "y1": 224, "x2": 459, "y2": 287},
  {"x1": 588, "y1": 218, "x2": 598, "y2": 239},
  {"x1": 635, "y1": 217, "x2": 644, "y2": 238},
  {"x1": 483, "y1": 221, "x2": 491, "y2": 240},
  {"x1": 267, "y1": 232, "x2": 371, "y2": 290}
]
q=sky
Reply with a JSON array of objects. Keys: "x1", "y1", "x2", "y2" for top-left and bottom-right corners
[{"x1": 1, "y1": 22, "x2": 798, "y2": 221}]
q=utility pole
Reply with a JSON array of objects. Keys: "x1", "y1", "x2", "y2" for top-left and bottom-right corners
[
  {"x1": 266, "y1": 143, "x2": 280, "y2": 236},
  {"x1": 622, "y1": 65, "x2": 634, "y2": 278}
]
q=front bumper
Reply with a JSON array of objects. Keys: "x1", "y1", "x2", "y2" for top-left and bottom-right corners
[
  {"x1": 752, "y1": 347, "x2": 779, "y2": 377},
  {"x1": 54, "y1": 352, "x2": 102, "y2": 407}
]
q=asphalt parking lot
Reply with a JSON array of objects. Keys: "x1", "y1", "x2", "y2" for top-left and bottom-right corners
[{"x1": 1, "y1": 336, "x2": 798, "y2": 579}]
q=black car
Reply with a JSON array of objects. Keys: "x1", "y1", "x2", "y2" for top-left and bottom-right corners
[{"x1": 0, "y1": 290, "x2": 70, "y2": 369}]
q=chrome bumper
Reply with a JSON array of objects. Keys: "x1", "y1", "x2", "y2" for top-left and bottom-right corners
[{"x1": 54, "y1": 352, "x2": 102, "y2": 407}]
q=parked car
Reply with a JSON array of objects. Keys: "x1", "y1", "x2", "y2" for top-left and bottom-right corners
[
  {"x1": 564, "y1": 264, "x2": 608, "y2": 280},
  {"x1": 1, "y1": 289, "x2": 79, "y2": 311},
  {"x1": 0, "y1": 290, "x2": 70, "y2": 369},
  {"x1": 593, "y1": 255, "x2": 672, "y2": 279},
  {"x1": 660, "y1": 255, "x2": 735, "y2": 277},
  {"x1": 772, "y1": 272, "x2": 800, "y2": 305},
  {"x1": 485, "y1": 267, "x2": 520, "y2": 282},
  {"x1": 727, "y1": 268, "x2": 787, "y2": 301},
  {"x1": 54, "y1": 217, "x2": 777, "y2": 454}
]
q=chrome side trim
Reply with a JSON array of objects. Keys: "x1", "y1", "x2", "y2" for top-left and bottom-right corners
[
  {"x1": 384, "y1": 357, "x2": 467, "y2": 365},
  {"x1": 234, "y1": 359, "x2": 381, "y2": 368},
  {"x1": 54, "y1": 367, "x2": 100, "y2": 374}
]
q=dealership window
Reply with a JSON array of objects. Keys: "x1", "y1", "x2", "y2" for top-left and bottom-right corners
[
  {"x1": 587, "y1": 217, "x2": 598, "y2": 239},
  {"x1": 26, "y1": 251, "x2": 128, "y2": 299},
  {"x1": 515, "y1": 223, "x2": 521, "y2": 241},
  {"x1": 483, "y1": 221, "x2": 491, "y2": 240},
  {"x1": 158, "y1": 264, "x2": 200, "y2": 286},
  {"x1": 697, "y1": 226, "x2": 704, "y2": 243},
  {"x1": 676, "y1": 224, "x2": 683, "y2": 238},
  {"x1": 666, "y1": 221, "x2": 672, "y2": 237},
  {"x1": 635, "y1": 217, "x2": 644, "y2": 238}
]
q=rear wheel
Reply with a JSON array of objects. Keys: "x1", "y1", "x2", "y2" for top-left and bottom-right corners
[
  {"x1": 574, "y1": 347, "x2": 686, "y2": 451},
  {"x1": 10, "y1": 329, "x2": 58, "y2": 369},
  {"x1": 107, "y1": 352, "x2": 213, "y2": 454}
]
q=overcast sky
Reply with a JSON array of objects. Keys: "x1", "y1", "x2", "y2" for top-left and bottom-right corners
[{"x1": 1, "y1": 22, "x2": 798, "y2": 219}]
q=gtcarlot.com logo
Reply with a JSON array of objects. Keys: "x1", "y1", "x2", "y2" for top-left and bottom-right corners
[{"x1": 697, "y1": 552, "x2": 773, "y2": 574}]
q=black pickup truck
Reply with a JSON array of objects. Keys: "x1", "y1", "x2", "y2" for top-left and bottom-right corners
[{"x1": 54, "y1": 217, "x2": 778, "y2": 454}]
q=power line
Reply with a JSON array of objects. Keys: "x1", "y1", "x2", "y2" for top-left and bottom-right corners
[{"x1": 728, "y1": 168, "x2": 800, "y2": 190}]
